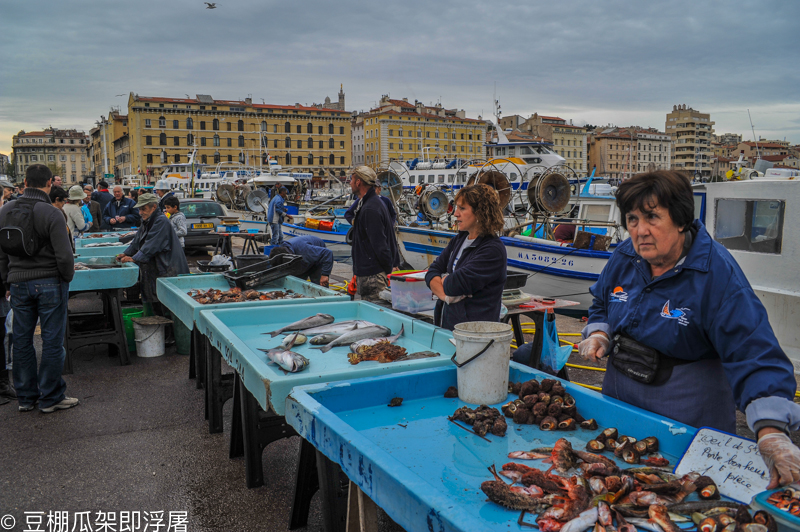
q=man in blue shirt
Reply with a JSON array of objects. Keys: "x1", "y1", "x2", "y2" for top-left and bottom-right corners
[
  {"x1": 269, "y1": 235, "x2": 333, "y2": 286},
  {"x1": 267, "y1": 186, "x2": 293, "y2": 245}
]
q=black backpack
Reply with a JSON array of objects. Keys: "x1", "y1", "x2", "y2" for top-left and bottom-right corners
[{"x1": 0, "y1": 198, "x2": 46, "y2": 257}]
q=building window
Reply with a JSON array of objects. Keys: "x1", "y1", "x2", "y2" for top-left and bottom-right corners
[
  {"x1": 329, "y1": 154, "x2": 335, "y2": 165},
  {"x1": 308, "y1": 154, "x2": 314, "y2": 165},
  {"x1": 145, "y1": 119, "x2": 151, "y2": 128},
  {"x1": 187, "y1": 133, "x2": 194, "y2": 145},
  {"x1": 159, "y1": 116, "x2": 166, "y2": 128},
  {"x1": 186, "y1": 118, "x2": 193, "y2": 129},
  {"x1": 159, "y1": 133, "x2": 167, "y2": 145},
  {"x1": 214, "y1": 151, "x2": 220, "y2": 163},
  {"x1": 261, "y1": 121, "x2": 267, "y2": 131},
  {"x1": 328, "y1": 124, "x2": 334, "y2": 135},
  {"x1": 307, "y1": 123, "x2": 313, "y2": 134},
  {"x1": 340, "y1": 141, "x2": 345, "y2": 149},
  {"x1": 174, "y1": 136, "x2": 180, "y2": 146},
  {"x1": 227, "y1": 138, "x2": 232, "y2": 147},
  {"x1": 318, "y1": 141, "x2": 324, "y2": 149},
  {"x1": 284, "y1": 122, "x2": 291, "y2": 133},
  {"x1": 295, "y1": 156, "x2": 301, "y2": 165},
  {"x1": 273, "y1": 139, "x2": 278, "y2": 148},
  {"x1": 318, "y1": 126, "x2": 323, "y2": 135},
  {"x1": 715, "y1": 199, "x2": 784, "y2": 254},
  {"x1": 389, "y1": 143, "x2": 394, "y2": 150},
  {"x1": 238, "y1": 135, "x2": 245, "y2": 147},
  {"x1": 228, "y1": 155, "x2": 232, "y2": 162},
  {"x1": 307, "y1": 137, "x2": 313, "y2": 149},
  {"x1": 339, "y1": 127, "x2": 344, "y2": 135},
  {"x1": 174, "y1": 154, "x2": 180, "y2": 163},
  {"x1": 329, "y1": 138, "x2": 334, "y2": 149},
  {"x1": 201, "y1": 155, "x2": 207, "y2": 164},
  {"x1": 285, "y1": 137, "x2": 291, "y2": 148},
  {"x1": 340, "y1": 156, "x2": 345, "y2": 165},
  {"x1": 201, "y1": 137, "x2": 207, "y2": 146},
  {"x1": 213, "y1": 135, "x2": 220, "y2": 147},
  {"x1": 213, "y1": 119, "x2": 219, "y2": 131},
  {"x1": 145, "y1": 136, "x2": 152, "y2": 145},
  {"x1": 237, "y1": 120, "x2": 244, "y2": 132},
  {"x1": 147, "y1": 154, "x2": 153, "y2": 164},
  {"x1": 173, "y1": 120, "x2": 179, "y2": 129},
  {"x1": 200, "y1": 121, "x2": 206, "y2": 130}
]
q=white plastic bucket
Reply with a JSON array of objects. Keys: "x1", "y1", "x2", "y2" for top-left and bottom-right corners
[
  {"x1": 133, "y1": 321, "x2": 166, "y2": 358},
  {"x1": 451, "y1": 321, "x2": 513, "y2": 405}
]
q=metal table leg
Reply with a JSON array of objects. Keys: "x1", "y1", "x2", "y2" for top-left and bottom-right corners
[{"x1": 205, "y1": 344, "x2": 234, "y2": 434}]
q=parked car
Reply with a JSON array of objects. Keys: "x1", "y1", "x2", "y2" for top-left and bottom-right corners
[{"x1": 180, "y1": 198, "x2": 228, "y2": 248}]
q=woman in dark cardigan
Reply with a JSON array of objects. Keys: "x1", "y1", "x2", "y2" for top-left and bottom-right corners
[{"x1": 425, "y1": 184, "x2": 507, "y2": 331}]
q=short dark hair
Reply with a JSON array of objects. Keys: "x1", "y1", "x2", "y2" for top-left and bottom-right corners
[
  {"x1": 49, "y1": 185, "x2": 68, "y2": 203},
  {"x1": 99, "y1": 180, "x2": 109, "y2": 188},
  {"x1": 25, "y1": 164, "x2": 53, "y2": 188},
  {"x1": 269, "y1": 246, "x2": 289, "y2": 259},
  {"x1": 163, "y1": 195, "x2": 180, "y2": 209},
  {"x1": 616, "y1": 171, "x2": 694, "y2": 231}
]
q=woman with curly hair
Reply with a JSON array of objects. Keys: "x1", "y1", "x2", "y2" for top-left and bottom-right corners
[{"x1": 424, "y1": 184, "x2": 507, "y2": 330}]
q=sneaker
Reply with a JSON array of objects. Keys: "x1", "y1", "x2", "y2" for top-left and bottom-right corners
[
  {"x1": 18, "y1": 403, "x2": 35, "y2": 412},
  {"x1": 40, "y1": 397, "x2": 80, "y2": 413}
]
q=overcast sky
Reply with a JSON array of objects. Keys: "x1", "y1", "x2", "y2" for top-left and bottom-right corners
[{"x1": 1, "y1": 0, "x2": 798, "y2": 159}]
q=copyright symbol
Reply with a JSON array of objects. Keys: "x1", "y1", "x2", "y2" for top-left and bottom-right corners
[{"x1": 0, "y1": 514, "x2": 15, "y2": 530}]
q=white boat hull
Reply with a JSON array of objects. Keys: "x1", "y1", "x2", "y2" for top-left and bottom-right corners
[{"x1": 396, "y1": 226, "x2": 610, "y2": 311}]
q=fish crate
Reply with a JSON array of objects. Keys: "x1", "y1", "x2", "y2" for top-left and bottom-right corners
[
  {"x1": 504, "y1": 271, "x2": 528, "y2": 290},
  {"x1": 197, "y1": 260, "x2": 231, "y2": 273},
  {"x1": 223, "y1": 254, "x2": 305, "y2": 290},
  {"x1": 388, "y1": 270, "x2": 435, "y2": 313}
]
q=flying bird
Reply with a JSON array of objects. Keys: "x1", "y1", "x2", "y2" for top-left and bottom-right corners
[{"x1": 205, "y1": 2, "x2": 217, "y2": 8}]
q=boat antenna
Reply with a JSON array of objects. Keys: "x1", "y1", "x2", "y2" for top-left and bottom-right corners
[{"x1": 747, "y1": 109, "x2": 761, "y2": 159}]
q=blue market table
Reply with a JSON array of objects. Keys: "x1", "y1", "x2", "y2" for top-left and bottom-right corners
[
  {"x1": 66, "y1": 257, "x2": 139, "y2": 373},
  {"x1": 197, "y1": 300, "x2": 456, "y2": 529},
  {"x1": 286, "y1": 363, "x2": 700, "y2": 532},
  {"x1": 157, "y1": 274, "x2": 347, "y2": 434}
]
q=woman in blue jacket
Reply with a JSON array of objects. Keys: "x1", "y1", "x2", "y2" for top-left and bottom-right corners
[
  {"x1": 579, "y1": 170, "x2": 800, "y2": 488},
  {"x1": 425, "y1": 184, "x2": 507, "y2": 331}
]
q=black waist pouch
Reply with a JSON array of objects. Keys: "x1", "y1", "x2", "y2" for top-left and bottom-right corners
[
  {"x1": 611, "y1": 333, "x2": 662, "y2": 384},
  {"x1": 611, "y1": 333, "x2": 694, "y2": 385}
]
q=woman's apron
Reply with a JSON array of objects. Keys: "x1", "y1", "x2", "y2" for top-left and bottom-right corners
[{"x1": 603, "y1": 357, "x2": 737, "y2": 433}]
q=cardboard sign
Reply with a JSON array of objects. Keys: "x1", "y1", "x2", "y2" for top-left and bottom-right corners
[{"x1": 675, "y1": 427, "x2": 770, "y2": 503}]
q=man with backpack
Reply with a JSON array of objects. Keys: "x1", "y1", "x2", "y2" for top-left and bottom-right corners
[{"x1": 0, "y1": 164, "x2": 77, "y2": 413}]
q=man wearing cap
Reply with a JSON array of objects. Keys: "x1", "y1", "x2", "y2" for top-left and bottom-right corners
[
  {"x1": 349, "y1": 166, "x2": 399, "y2": 302},
  {"x1": 153, "y1": 180, "x2": 174, "y2": 213},
  {"x1": 267, "y1": 186, "x2": 293, "y2": 246},
  {"x1": 103, "y1": 185, "x2": 140, "y2": 230},
  {"x1": 82, "y1": 185, "x2": 103, "y2": 232},
  {"x1": 1, "y1": 180, "x2": 16, "y2": 202},
  {"x1": 117, "y1": 193, "x2": 188, "y2": 316}
]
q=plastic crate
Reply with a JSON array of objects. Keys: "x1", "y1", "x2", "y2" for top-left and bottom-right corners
[
  {"x1": 388, "y1": 270, "x2": 435, "y2": 313},
  {"x1": 223, "y1": 254, "x2": 305, "y2": 289},
  {"x1": 505, "y1": 271, "x2": 528, "y2": 290},
  {"x1": 234, "y1": 254, "x2": 269, "y2": 270},
  {"x1": 197, "y1": 260, "x2": 231, "y2": 273}
]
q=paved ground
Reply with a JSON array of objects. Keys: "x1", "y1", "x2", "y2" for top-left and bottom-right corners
[{"x1": 2, "y1": 238, "x2": 797, "y2": 531}]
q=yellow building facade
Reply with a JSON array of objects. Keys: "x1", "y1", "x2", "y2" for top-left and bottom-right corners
[
  {"x1": 361, "y1": 97, "x2": 487, "y2": 166},
  {"x1": 122, "y1": 92, "x2": 351, "y2": 179}
]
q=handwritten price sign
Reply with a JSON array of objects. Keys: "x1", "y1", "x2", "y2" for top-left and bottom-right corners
[{"x1": 675, "y1": 427, "x2": 769, "y2": 503}]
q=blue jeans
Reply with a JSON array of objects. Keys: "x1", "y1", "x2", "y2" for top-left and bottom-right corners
[
  {"x1": 270, "y1": 222, "x2": 284, "y2": 245},
  {"x1": 11, "y1": 278, "x2": 69, "y2": 409}
]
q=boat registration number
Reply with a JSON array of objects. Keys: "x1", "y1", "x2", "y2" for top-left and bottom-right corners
[{"x1": 192, "y1": 223, "x2": 214, "y2": 229}]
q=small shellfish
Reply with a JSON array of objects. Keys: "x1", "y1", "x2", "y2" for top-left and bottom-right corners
[
  {"x1": 558, "y1": 418, "x2": 576, "y2": 431},
  {"x1": 643, "y1": 436, "x2": 659, "y2": 453},
  {"x1": 602, "y1": 427, "x2": 618, "y2": 440},
  {"x1": 563, "y1": 393, "x2": 576, "y2": 407},
  {"x1": 634, "y1": 441, "x2": 649, "y2": 454},
  {"x1": 580, "y1": 418, "x2": 598, "y2": 430},
  {"x1": 622, "y1": 449, "x2": 640, "y2": 464},
  {"x1": 586, "y1": 440, "x2": 605, "y2": 452},
  {"x1": 604, "y1": 438, "x2": 618, "y2": 451},
  {"x1": 539, "y1": 416, "x2": 558, "y2": 431}
]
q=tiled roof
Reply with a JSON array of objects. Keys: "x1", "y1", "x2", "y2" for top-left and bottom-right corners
[
  {"x1": 135, "y1": 95, "x2": 347, "y2": 114},
  {"x1": 539, "y1": 115, "x2": 565, "y2": 121}
]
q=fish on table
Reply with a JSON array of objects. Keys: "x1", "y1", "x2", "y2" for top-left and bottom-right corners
[
  {"x1": 350, "y1": 325, "x2": 404, "y2": 354},
  {"x1": 259, "y1": 348, "x2": 309, "y2": 373},
  {"x1": 280, "y1": 332, "x2": 307, "y2": 349},
  {"x1": 265, "y1": 313, "x2": 334, "y2": 337},
  {"x1": 314, "y1": 325, "x2": 392, "y2": 353},
  {"x1": 301, "y1": 320, "x2": 377, "y2": 336}
]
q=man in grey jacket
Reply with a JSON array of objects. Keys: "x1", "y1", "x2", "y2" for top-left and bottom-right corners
[{"x1": 0, "y1": 164, "x2": 77, "y2": 413}]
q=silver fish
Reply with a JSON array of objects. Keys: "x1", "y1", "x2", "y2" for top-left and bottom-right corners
[
  {"x1": 309, "y1": 331, "x2": 353, "y2": 345},
  {"x1": 265, "y1": 313, "x2": 334, "y2": 337},
  {"x1": 301, "y1": 320, "x2": 375, "y2": 336},
  {"x1": 261, "y1": 349, "x2": 309, "y2": 372},
  {"x1": 396, "y1": 351, "x2": 440, "y2": 361},
  {"x1": 350, "y1": 325, "x2": 404, "y2": 353},
  {"x1": 625, "y1": 518, "x2": 665, "y2": 532},
  {"x1": 280, "y1": 332, "x2": 306, "y2": 349},
  {"x1": 315, "y1": 325, "x2": 392, "y2": 353}
]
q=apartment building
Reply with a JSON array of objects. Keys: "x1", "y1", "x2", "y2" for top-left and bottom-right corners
[
  {"x1": 12, "y1": 128, "x2": 89, "y2": 184},
  {"x1": 665, "y1": 104, "x2": 715, "y2": 179},
  {"x1": 587, "y1": 127, "x2": 671, "y2": 180},
  {"x1": 361, "y1": 96, "x2": 487, "y2": 166},
  {"x1": 515, "y1": 113, "x2": 587, "y2": 172}
]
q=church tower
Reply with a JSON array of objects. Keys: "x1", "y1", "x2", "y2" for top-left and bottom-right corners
[{"x1": 338, "y1": 84, "x2": 345, "y2": 111}]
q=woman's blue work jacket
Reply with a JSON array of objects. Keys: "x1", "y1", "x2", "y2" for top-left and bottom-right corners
[{"x1": 585, "y1": 220, "x2": 800, "y2": 432}]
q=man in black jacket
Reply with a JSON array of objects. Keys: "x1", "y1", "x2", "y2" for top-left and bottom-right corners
[
  {"x1": 0, "y1": 164, "x2": 77, "y2": 413},
  {"x1": 348, "y1": 166, "x2": 399, "y2": 301}
]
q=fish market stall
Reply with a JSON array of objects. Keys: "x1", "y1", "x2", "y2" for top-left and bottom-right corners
[
  {"x1": 156, "y1": 273, "x2": 348, "y2": 433},
  {"x1": 74, "y1": 243, "x2": 128, "y2": 257},
  {"x1": 196, "y1": 300, "x2": 455, "y2": 509},
  {"x1": 286, "y1": 363, "x2": 771, "y2": 532},
  {"x1": 75, "y1": 231, "x2": 135, "y2": 247},
  {"x1": 66, "y1": 256, "x2": 139, "y2": 374}
]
